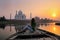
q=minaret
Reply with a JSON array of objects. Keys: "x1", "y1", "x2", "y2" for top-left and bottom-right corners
[
  {"x1": 10, "y1": 13, "x2": 11, "y2": 20},
  {"x1": 15, "y1": 10, "x2": 17, "y2": 19},
  {"x1": 30, "y1": 12, "x2": 32, "y2": 19},
  {"x1": 16, "y1": 10, "x2": 17, "y2": 16}
]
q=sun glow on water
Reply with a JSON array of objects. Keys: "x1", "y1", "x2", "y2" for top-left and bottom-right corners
[{"x1": 53, "y1": 26, "x2": 56, "y2": 31}]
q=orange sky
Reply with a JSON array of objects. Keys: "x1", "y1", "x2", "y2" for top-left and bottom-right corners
[{"x1": 0, "y1": 0, "x2": 60, "y2": 20}]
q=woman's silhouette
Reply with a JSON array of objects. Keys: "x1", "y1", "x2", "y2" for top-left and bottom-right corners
[
  {"x1": 20, "y1": 18, "x2": 36, "y2": 33},
  {"x1": 31, "y1": 18, "x2": 36, "y2": 31}
]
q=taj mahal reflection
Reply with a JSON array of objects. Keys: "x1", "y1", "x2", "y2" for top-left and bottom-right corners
[{"x1": 14, "y1": 25, "x2": 26, "y2": 32}]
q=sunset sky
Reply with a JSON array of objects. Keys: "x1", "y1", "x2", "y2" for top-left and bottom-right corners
[{"x1": 0, "y1": 0, "x2": 60, "y2": 20}]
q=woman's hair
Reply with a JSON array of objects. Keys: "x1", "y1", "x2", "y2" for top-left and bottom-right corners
[{"x1": 31, "y1": 18, "x2": 35, "y2": 22}]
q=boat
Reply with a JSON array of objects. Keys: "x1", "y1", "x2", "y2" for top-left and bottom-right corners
[
  {"x1": 6, "y1": 29, "x2": 59, "y2": 40},
  {"x1": 6, "y1": 25, "x2": 59, "y2": 40},
  {"x1": 55, "y1": 22, "x2": 60, "y2": 25}
]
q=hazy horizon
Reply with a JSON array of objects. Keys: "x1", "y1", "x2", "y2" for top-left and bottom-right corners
[{"x1": 0, "y1": 0, "x2": 60, "y2": 20}]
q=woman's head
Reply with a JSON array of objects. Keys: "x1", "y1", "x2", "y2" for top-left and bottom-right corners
[{"x1": 31, "y1": 18, "x2": 35, "y2": 22}]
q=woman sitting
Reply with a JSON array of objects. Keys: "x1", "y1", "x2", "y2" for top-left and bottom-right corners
[{"x1": 20, "y1": 18, "x2": 36, "y2": 33}]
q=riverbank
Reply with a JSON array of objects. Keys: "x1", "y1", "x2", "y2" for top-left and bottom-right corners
[{"x1": 0, "y1": 20, "x2": 30, "y2": 25}]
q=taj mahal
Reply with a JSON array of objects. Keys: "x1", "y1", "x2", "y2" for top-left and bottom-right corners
[{"x1": 15, "y1": 10, "x2": 26, "y2": 20}]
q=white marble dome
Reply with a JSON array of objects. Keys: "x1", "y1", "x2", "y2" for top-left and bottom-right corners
[{"x1": 15, "y1": 10, "x2": 26, "y2": 20}]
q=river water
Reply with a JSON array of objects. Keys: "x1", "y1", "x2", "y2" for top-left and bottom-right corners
[{"x1": 0, "y1": 23, "x2": 60, "y2": 40}]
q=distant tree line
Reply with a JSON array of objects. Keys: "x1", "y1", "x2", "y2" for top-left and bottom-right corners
[
  {"x1": 0, "y1": 16, "x2": 6, "y2": 21},
  {"x1": 40, "y1": 18, "x2": 53, "y2": 23},
  {"x1": 34, "y1": 17, "x2": 53, "y2": 23}
]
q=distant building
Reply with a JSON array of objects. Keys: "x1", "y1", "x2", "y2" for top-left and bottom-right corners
[{"x1": 15, "y1": 10, "x2": 26, "y2": 20}]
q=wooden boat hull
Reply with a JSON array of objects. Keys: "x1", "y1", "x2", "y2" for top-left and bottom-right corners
[{"x1": 6, "y1": 29, "x2": 59, "y2": 40}]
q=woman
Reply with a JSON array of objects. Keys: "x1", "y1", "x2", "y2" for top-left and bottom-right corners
[
  {"x1": 31, "y1": 18, "x2": 36, "y2": 31},
  {"x1": 20, "y1": 18, "x2": 36, "y2": 33}
]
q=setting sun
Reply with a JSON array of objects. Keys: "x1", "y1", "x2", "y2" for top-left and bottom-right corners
[{"x1": 52, "y1": 13, "x2": 56, "y2": 18}]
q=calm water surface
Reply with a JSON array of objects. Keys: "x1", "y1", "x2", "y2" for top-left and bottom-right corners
[
  {"x1": 0, "y1": 25, "x2": 16, "y2": 40},
  {"x1": 39, "y1": 24, "x2": 60, "y2": 36},
  {"x1": 0, "y1": 23, "x2": 60, "y2": 40}
]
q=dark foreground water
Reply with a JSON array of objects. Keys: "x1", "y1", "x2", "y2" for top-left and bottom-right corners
[{"x1": 0, "y1": 23, "x2": 60, "y2": 40}]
